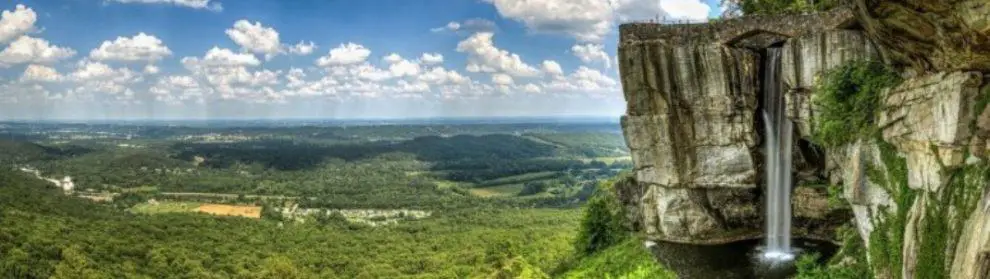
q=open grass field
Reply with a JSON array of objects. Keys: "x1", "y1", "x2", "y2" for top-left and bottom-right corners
[
  {"x1": 469, "y1": 171, "x2": 564, "y2": 197},
  {"x1": 434, "y1": 180, "x2": 461, "y2": 189},
  {"x1": 130, "y1": 201, "x2": 201, "y2": 214},
  {"x1": 469, "y1": 183, "x2": 526, "y2": 197},
  {"x1": 197, "y1": 204, "x2": 262, "y2": 218}
]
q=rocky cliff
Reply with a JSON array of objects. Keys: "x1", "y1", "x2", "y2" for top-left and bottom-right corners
[
  {"x1": 617, "y1": 7, "x2": 862, "y2": 245},
  {"x1": 616, "y1": 1, "x2": 990, "y2": 278}
]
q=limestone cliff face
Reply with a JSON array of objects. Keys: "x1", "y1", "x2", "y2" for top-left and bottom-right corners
[
  {"x1": 617, "y1": 10, "x2": 860, "y2": 245},
  {"x1": 619, "y1": 40, "x2": 762, "y2": 244},
  {"x1": 618, "y1": 2, "x2": 990, "y2": 278}
]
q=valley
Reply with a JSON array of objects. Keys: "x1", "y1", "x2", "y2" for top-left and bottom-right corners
[{"x1": 0, "y1": 119, "x2": 661, "y2": 278}]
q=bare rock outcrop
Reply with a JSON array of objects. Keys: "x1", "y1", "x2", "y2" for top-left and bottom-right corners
[{"x1": 854, "y1": 0, "x2": 990, "y2": 72}]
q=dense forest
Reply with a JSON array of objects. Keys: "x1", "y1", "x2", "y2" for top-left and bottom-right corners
[{"x1": 0, "y1": 121, "x2": 666, "y2": 278}]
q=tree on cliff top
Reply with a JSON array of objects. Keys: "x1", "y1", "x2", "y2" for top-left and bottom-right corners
[{"x1": 720, "y1": 0, "x2": 842, "y2": 16}]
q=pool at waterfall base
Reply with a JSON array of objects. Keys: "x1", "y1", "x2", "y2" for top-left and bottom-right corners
[{"x1": 646, "y1": 238, "x2": 836, "y2": 279}]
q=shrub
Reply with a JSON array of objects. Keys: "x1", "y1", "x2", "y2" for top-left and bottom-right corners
[
  {"x1": 518, "y1": 181, "x2": 548, "y2": 196},
  {"x1": 794, "y1": 225, "x2": 872, "y2": 279},
  {"x1": 811, "y1": 60, "x2": 901, "y2": 147},
  {"x1": 573, "y1": 179, "x2": 627, "y2": 255},
  {"x1": 723, "y1": 0, "x2": 841, "y2": 16}
]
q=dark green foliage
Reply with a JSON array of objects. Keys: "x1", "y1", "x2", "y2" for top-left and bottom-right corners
[
  {"x1": 476, "y1": 171, "x2": 562, "y2": 187},
  {"x1": 794, "y1": 225, "x2": 872, "y2": 279},
  {"x1": 398, "y1": 134, "x2": 557, "y2": 161},
  {"x1": 0, "y1": 169, "x2": 583, "y2": 278},
  {"x1": 826, "y1": 183, "x2": 845, "y2": 208},
  {"x1": 811, "y1": 61, "x2": 902, "y2": 147},
  {"x1": 728, "y1": 0, "x2": 841, "y2": 15},
  {"x1": 518, "y1": 181, "x2": 549, "y2": 196},
  {"x1": 172, "y1": 135, "x2": 560, "y2": 171},
  {"x1": 794, "y1": 253, "x2": 869, "y2": 279},
  {"x1": 573, "y1": 179, "x2": 627, "y2": 255},
  {"x1": 0, "y1": 140, "x2": 92, "y2": 165}
]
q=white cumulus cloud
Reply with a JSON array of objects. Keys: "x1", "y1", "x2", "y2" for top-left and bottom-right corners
[
  {"x1": 69, "y1": 61, "x2": 140, "y2": 83},
  {"x1": 89, "y1": 33, "x2": 172, "y2": 62},
  {"x1": 316, "y1": 43, "x2": 371, "y2": 67},
  {"x1": 484, "y1": 0, "x2": 613, "y2": 42},
  {"x1": 383, "y1": 53, "x2": 403, "y2": 64},
  {"x1": 0, "y1": 5, "x2": 36, "y2": 44},
  {"x1": 522, "y1": 83, "x2": 541, "y2": 93},
  {"x1": 226, "y1": 20, "x2": 281, "y2": 60},
  {"x1": 0, "y1": 36, "x2": 76, "y2": 67},
  {"x1": 541, "y1": 60, "x2": 563, "y2": 76},
  {"x1": 456, "y1": 32, "x2": 540, "y2": 77},
  {"x1": 20, "y1": 64, "x2": 61, "y2": 82},
  {"x1": 144, "y1": 64, "x2": 160, "y2": 74},
  {"x1": 288, "y1": 41, "x2": 317, "y2": 55},
  {"x1": 418, "y1": 67, "x2": 469, "y2": 85},
  {"x1": 484, "y1": 0, "x2": 712, "y2": 41},
  {"x1": 491, "y1": 73, "x2": 514, "y2": 86},
  {"x1": 420, "y1": 53, "x2": 443, "y2": 65},
  {"x1": 571, "y1": 43, "x2": 611, "y2": 68},
  {"x1": 660, "y1": 0, "x2": 711, "y2": 21},
  {"x1": 389, "y1": 59, "x2": 421, "y2": 77},
  {"x1": 181, "y1": 47, "x2": 260, "y2": 69},
  {"x1": 543, "y1": 66, "x2": 618, "y2": 93},
  {"x1": 109, "y1": 0, "x2": 223, "y2": 12}
]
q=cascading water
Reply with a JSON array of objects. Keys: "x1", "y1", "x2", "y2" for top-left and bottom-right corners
[{"x1": 761, "y1": 48, "x2": 794, "y2": 262}]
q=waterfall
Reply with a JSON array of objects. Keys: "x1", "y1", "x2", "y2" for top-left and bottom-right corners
[{"x1": 762, "y1": 48, "x2": 794, "y2": 260}]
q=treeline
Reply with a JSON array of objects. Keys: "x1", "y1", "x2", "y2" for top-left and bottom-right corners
[
  {"x1": 437, "y1": 158, "x2": 586, "y2": 182},
  {"x1": 0, "y1": 140, "x2": 93, "y2": 165},
  {"x1": 172, "y1": 135, "x2": 560, "y2": 171}
]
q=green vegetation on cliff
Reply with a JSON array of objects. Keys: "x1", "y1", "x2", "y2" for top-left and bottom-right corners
[
  {"x1": 560, "y1": 239, "x2": 675, "y2": 279},
  {"x1": 800, "y1": 60, "x2": 907, "y2": 278},
  {"x1": 558, "y1": 174, "x2": 674, "y2": 278},
  {"x1": 805, "y1": 59, "x2": 990, "y2": 278},
  {"x1": 913, "y1": 147, "x2": 989, "y2": 279},
  {"x1": 865, "y1": 139, "x2": 914, "y2": 279},
  {"x1": 723, "y1": 0, "x2": 840, "y2": 15},
  {"x1": 811, "y1": 60, "x2": 902, "y2": 148}
]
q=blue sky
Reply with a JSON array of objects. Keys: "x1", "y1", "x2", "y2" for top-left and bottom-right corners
[{"x1": 0, "y1": 0, "x2": 724, "y2": 120}]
